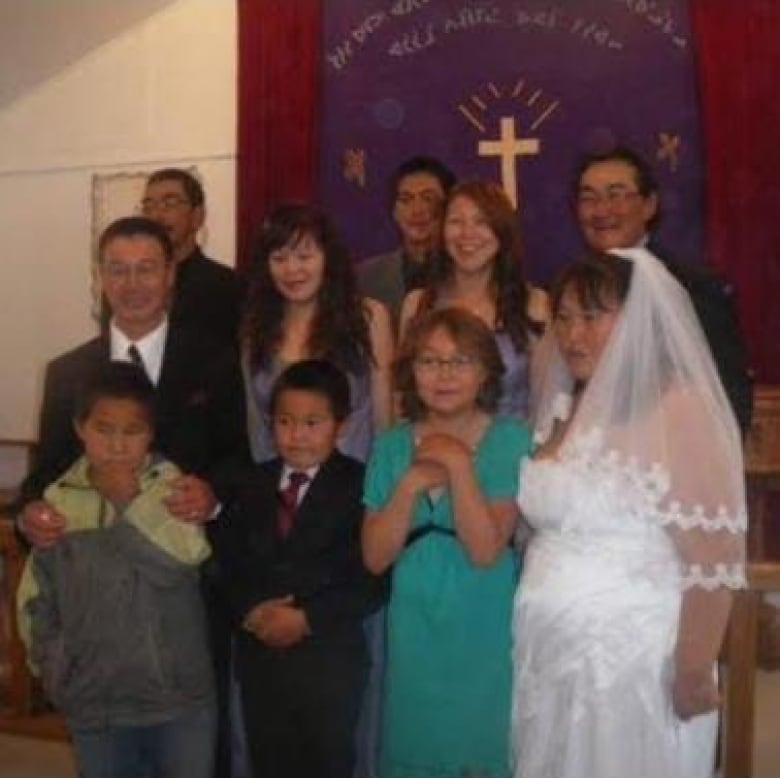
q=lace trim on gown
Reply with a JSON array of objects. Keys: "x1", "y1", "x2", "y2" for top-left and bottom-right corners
[
  {"x1": 681, "y1": 563, "x2": 746, "y2": 590},
  {"x1": 558, "y1": 428, "x2": 746, "y2": 591}
]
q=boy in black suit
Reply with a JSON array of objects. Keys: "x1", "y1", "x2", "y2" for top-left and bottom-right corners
[{"x1": 217, "y1": 360, "x2": 386, "y2": 778}]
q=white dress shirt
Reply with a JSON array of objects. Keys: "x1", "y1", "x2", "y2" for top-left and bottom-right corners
[{"x1": 110, "y1": 318, "x2": 168, "y2": 385}]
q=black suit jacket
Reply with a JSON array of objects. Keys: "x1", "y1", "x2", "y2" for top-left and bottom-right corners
[
  {"x1": 18, "y1": 325, "x2": 250, "y2": 510},
  {"x1": 649, "y1": 242, "x2": 753, "y2": 433},
  {"x1": 170, "y1": 248, "x2": 245, "y2": 344},
  {"x1": 215, "y1": 451, "x2": 387, "y2": 641}
]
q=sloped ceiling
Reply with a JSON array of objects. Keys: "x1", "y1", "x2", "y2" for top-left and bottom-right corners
[{"x1": 0, "y1": 0, "x2": 177, "y2": 109}]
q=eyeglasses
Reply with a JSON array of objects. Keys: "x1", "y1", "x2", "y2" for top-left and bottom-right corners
[
  {"x1": 140, "y1": 195, "x2": 190, "y2": 214},
  {"x1": 414, "y1": 354, "x2": 478, "y2": 373},
  {"x1": 577, "y1": 188, "x2": 642, "y2": 209},
  {"x1": 101, "y1": 261, "x2": 166, "y2": 283}
]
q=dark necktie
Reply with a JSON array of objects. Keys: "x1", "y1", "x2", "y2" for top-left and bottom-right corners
[
  {"x1": 127, "y1": 344, "x2": 145, "y2": 375},
  {"x1": 277, "y1": 471, "x2": 309, "y2": 538}
]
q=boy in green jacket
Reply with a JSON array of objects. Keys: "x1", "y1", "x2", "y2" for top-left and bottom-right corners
[{"x1": 17, "y1": 362, "x2": 215, "y2": 778}]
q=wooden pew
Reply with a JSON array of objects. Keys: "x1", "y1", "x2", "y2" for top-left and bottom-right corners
[
  {"x1": 722, "y1": 562, "x2": 780, "y2": 778},
  {"x1": 721, "y1": 385, "x2": 780, "y2": 777},
  {"x1": 0, "y1": 439, "x2": 66, "y2": 739},
  {"x1": 0, "y1": 519, "x2": 32, "y2": 717},
  {"x1": 744, "y1": 385, "x2": 780, "y2": 560},
  {"x1": 0, "y1": 520, "x2": 66, "y2": 739}
]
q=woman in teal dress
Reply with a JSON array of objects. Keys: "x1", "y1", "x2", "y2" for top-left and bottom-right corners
[{"x1": 363, "y1": 307, "x2": 533, "y2": 778}]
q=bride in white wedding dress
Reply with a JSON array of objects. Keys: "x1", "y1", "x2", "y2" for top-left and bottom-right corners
[{"x1": 511, "y1": 248, "x2": 746, "y2": 778}]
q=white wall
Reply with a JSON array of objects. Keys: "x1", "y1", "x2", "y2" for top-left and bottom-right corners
[{"x1": 0, "y1": 0, "x2": 237, "y2": 440}]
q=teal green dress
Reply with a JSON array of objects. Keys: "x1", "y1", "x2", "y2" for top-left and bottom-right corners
[{"x1": 364, "y1": 417, "x2": 532, "y2": 778}]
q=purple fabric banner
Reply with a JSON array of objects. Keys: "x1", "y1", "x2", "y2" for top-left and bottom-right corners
[{"x1": 319, "y1": 0, "x2": 703, "y2": 284}]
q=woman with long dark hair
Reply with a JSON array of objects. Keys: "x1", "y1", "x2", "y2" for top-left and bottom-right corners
[{"x1": 243, "y1": 202, "x2": 393, "y2": 462}]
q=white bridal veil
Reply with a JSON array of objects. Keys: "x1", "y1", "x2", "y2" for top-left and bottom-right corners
[{"x1": 531, "y1": 247, "x2": 746, "y2": 590}]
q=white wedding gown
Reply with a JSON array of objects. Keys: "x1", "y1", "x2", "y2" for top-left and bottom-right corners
[{"x1": 511, "y1": 431, "x2": 717, "y2": 778}]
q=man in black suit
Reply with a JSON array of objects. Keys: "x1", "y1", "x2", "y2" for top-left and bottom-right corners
[
  {"x1": 18, "y1": 216, "x2": 247, "y2": 533},
  {"x1": 142, "y1": 168, "x2": 244, "y2": 343},
  {"x1": 17, "y1": 216, "x2": 249, "y2": 778},
  {"x1": 573, "y1": 146, "x2": 753, "y2": 432}
]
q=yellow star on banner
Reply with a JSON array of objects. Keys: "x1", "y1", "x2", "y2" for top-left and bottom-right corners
[
  {"x1": 343, "y1": 148, "x2": 367, "y2": 188},
  {"x1": 657, "y1": 133, "x2": 681, "y2": 172}
]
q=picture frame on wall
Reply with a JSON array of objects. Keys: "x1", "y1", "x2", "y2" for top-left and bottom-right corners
[{"x1": 90, "y1": 166, "x2": 200, "y2": 321}]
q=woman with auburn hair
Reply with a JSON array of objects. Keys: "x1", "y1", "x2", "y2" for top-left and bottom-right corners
[{"x1": 399, "y1": 179, "x2": 548, "y2": 421}]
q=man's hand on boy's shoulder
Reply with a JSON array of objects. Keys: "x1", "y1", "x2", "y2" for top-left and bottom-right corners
[
  {"x1": 164, "y1": 474, "x2": 217, "y2": 524},
  {"x1": 19, "y1": 500, "x2": 67, "y2": 548},
  {"x1": 242, "y1": 595, "x2": 311, "y2": 648}
]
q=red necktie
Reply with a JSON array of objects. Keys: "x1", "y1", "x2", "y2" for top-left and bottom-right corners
[{"x1": 277, "y1": 471, "x2": 309, "y2": 538}]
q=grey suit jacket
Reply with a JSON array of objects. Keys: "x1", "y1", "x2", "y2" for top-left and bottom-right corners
[{"x1": 357, "y1": 249, "x2": 405, "y2": 322}]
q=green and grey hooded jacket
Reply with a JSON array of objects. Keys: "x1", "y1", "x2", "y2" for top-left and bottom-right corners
[{"x1": 17, "y1": 455, "x2": 213, "y2": 728}]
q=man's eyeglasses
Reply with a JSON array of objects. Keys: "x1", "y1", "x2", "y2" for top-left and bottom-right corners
[
  {"x1": 577, "y1": 188, "x2": 642, "y2": 209},
  {"x1": 140, "y1": 195, "x2": 190, "y2": 214},
  {"x1": 414, "y1": 354, "x2": 478, "y2": 373},
  {"x1": 102, "y1": 261, "x2": 166, "y2": 283}
]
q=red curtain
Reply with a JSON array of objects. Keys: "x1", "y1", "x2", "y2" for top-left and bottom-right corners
[
  {"x1": 236, "y1": 0, "x2": 322, "y2": 272},
  {"x1": 690, "y1": 0, "x2": 780, "y2": 382}
]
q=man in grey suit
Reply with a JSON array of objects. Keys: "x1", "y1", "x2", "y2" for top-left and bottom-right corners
[{"x1": 358, "y1": 156, "x2": 456, "y2": 321}]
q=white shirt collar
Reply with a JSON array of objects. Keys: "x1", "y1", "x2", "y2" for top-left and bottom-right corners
[
  {"x1": 279, "y1": 463, "x2": 320, "y2": 504},
  {"x1": 110, "y1": 317, "x2": 168, "y2": 385},
  {"x1": 280, "y1": 463, "x2": 320, "y2": 485}
]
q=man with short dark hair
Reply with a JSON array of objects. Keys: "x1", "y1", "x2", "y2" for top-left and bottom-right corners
[
  {"x1": 142, "y1": 168, "x2": 243, "y2": 342},
  {"x1": 573, "y1": 145, "x2": 753, "y2": 431},
  {"x1": 18, "y1": 216, "x2": 247, "y2": 519},
  {"x1": 358, "y1": 156, "x2": 456, "y2": 320},
  {"x1": 18, "y1": 215, "x2": 248, "y2": 778}
]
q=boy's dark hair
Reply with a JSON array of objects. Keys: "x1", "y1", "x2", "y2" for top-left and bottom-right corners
[
  {"x1": 268, "y1": 359, "x2": 351, "y2": 422},
  {"x1": 147, "y1": 167, "x2": 205, "y2": 207},
  {"x1": 97, "y1": 216, "x2": 174, "y2": 263},
  {"x1": 74, "y1": 361, "x2": 157, "y2": 425},
  {"x1": 389, "y1": 155, "x2": 457, "y2": 207}
]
